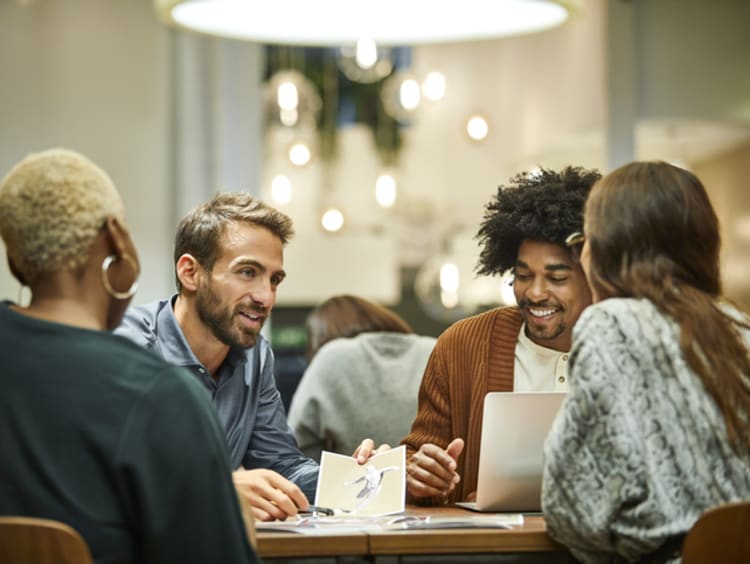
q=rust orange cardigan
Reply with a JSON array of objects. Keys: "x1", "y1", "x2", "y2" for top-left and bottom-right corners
[{"x1": 401, "y1": 306, "x2": 523, "y2": 504}]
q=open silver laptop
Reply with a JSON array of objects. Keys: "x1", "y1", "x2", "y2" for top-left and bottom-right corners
[{"x1": 456, "y1": 391, "x2": 566, "y2": 513}]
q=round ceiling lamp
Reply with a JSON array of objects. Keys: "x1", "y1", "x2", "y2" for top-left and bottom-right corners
[{"x1": 155, "y1": 0, "x2": 581, "y2": 46}]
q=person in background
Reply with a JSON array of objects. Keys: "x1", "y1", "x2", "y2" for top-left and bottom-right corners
[
  {"x1": 401, "y1": 166, "x2": 601, "y2": 505},
  {"x1": 0, "y1": 149, "x2": 258, "y2": 563},
  {"x1": 288, "y1": 294, "x2": 436, "y2": 462},
  {"x1": 542, "y1": 161, "x2": 750, "y2": 563},
  {"x1": 116, "y1": 193, "x2": 381, "y2": 522}
]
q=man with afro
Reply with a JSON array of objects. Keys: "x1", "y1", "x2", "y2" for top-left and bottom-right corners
[{"x1": 401, "y1": 166, "x2": 601, "y2": 505}]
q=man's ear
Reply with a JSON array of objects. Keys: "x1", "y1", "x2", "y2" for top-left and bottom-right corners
[{"x1": 176, "y1": 253, "x2": 202, "y2": 293}]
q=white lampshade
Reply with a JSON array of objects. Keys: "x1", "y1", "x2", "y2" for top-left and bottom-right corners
[{"x1": 155, "y1": 0, "x2": 582, "y2": 46}]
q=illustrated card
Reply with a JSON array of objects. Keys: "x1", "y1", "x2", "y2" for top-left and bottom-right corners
[{"x1": 315, "y1": 445, "x2": 406, "y2": 516}]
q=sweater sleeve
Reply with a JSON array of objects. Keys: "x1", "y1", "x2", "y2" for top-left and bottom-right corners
[
  {"x1": 400, "y1": 340, "x2": 454, "y2": 505},
  {"x1": 541, "y1": 303, "x2": 666, "y2": 563},
  {"x1": 287, "y1": 355, "x2": 327, "y2": 463}
]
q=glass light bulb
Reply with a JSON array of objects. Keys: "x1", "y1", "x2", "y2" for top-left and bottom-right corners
[
  {"x1": 375, "y1": 174, "x2": 397, "y2": 208},
  {"x1": 277, "y1": 81, "x2": 299, "y2": 110},
  {"x1": 270, "y1": 175, "x2": 292, "y2": 204},
  {"x1": 288, "y1": 142, "x2": 311, "y2": 166},
  {"x1": 399, "y1": 79, "x2": 421, "y2": 111},
  {"x1": 321, "y1": 208, "x2": 344, "y2": 232},
  {"x1": 439, "y1": 262, "x2": 460, "y2": 292},
  {"x1": 422, "y1": 71, "x2": 446, "y2": 101},
  {"x1": 466, "y1": 114, "x2": 489, "y2": 141},
  {"x1": 355, "y1": 37, "x2": 378, "y2": 69}
]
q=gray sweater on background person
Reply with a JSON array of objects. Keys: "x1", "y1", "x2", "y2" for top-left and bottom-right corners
[
  {"x1": 288, "y1": 332, "x2": 437, "y2": 462},
  {"x1": 542, "y1": 298, "x2": 750, "y2": 564}
]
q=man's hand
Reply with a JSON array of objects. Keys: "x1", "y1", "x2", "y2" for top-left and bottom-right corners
[
  {"x1": 406, "y1": 438, "x2": 464, "y2": 499},
  {"x1": 352, "y1": 438, "x2": 391, "y2": 464},
  {"x1": 232, "y1": 468, "x2": 309, "y2": 522}
]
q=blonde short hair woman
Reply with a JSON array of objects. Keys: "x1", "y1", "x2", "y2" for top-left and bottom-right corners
[{"x1": 0, "y1": 149, "x2": 258, "y2": 564}]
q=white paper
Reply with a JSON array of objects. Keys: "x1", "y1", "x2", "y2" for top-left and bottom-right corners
[{"x1": 314, "y1": 445, "x2": 406, "y2": 516}]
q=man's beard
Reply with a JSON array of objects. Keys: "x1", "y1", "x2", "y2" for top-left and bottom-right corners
[
  {"x1": 524, "y1": 319, "x2": 566, "y2": 343},
  {"x1": 195, "y1": 282, "x2": 264, "y2": 349}
]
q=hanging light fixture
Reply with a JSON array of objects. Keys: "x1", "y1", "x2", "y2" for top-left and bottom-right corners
[
  {"x1": 380, "y1": 70, "x2": 421, "y2": 122},
  {"x1": 466, "y1": 113, "x2": 490, "y2": 142},
  {"x1": 421, "y1": 71, "x2": 446, "y2": 102},
  {"x1": 375, "y1": 173, "x2": 397, "y2": 208},
  {"x1": 321, "y1": 208, "x2": 345, "y2": 232},
  {"x1": 155, "y1": 0, "x2": 582, "y2": 46},
  {"x1": 264, "y1": 69, "x2": 321, "y2": 129},
  {"x1": 337, "y1": 41, "x2": 393, "y2": 84}
]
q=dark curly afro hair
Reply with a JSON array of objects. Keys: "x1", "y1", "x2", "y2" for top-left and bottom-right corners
[{"x1": 476, "y1": 166, "x2": 601, "y2": 277}]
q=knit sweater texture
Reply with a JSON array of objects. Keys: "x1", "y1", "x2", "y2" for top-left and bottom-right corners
[
  {"x1": 401, "y1": 306, "x2": 523, "y2": 503},
  {"x1": 542, "y1": 298, "x2": 750, "y2": 563}
]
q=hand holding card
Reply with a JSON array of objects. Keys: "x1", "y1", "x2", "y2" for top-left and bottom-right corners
[{"x1": 315, "y1": 445, "x2": 406, "y2": 516}]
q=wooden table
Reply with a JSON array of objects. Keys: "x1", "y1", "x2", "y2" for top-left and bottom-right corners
[{"x1": 256, "y1": 505, "x2": 567, "y2": 560}]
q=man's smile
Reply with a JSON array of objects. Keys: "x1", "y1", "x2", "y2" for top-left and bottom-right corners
[{"x1": 527, "y1": 306, "x2": 560, "y2": 318}]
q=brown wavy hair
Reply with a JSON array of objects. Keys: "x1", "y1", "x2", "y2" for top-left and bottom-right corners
[
  {"x1": 173, "y1": 192, "x2": 294, "y2": 291},
  {"x1": 306, "y1": 295, "x2": 412, "y2": 360},
  {"x1": 584, "y1": 161, "x2": 750, "y2": 450}
]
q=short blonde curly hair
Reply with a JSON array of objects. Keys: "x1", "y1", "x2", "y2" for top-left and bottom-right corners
[{"x1": 0, "y1": 148, "x2": 125, "y2": 286}]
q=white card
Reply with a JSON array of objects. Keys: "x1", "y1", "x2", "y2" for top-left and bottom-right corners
[{"x1": 315, "y1": 445, "x2": 406, "y2": 516}]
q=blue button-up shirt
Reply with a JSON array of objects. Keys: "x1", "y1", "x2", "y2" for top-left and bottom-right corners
[{"x1": 115, "y1": 295, "x2": 319, "y2": 500}]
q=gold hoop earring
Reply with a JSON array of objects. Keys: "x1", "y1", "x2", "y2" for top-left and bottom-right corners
[{"x1": 101, "y1": 254, "x2": 139, "y2": 300}]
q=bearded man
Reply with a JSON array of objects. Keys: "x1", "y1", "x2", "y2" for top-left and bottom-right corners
[
  {"x1": 401, "y1": 166, "x2": 601, "y2": 505},
  {"x1": 117, "y1": 193, "x2": 377, "y2": 522}
]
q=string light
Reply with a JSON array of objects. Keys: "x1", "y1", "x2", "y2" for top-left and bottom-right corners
[
  {"x1": 355, "y1": 38, "x2": 378, "y2": 69},
  {"x1": 466, "y1": 114, "x2": 489, "y2": 141},
  {"x1": 288, "y1": 142, "x2": 311, "y2": 166},
  {"x1": 321, "y1": 208, "x2": 345, "y2": 232},
  {"x1": 422, "y1": 71, "x2": 446, "y2": 101},
  {"x1": 271, "y1": 175, "x2": 292, "y2": 205},
  {"x1": 375, "y1": 174, "x2": 397, "y2": 208}
]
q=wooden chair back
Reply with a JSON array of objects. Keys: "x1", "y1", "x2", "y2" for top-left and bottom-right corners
[
  {"x1": 0, "y1": 516, "x2": 93, "y2": 564},
  {"x1": 681, "y1": 500, "x2": 750, "y2": 563}
]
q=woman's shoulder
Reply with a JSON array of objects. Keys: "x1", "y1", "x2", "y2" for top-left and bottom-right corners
[
  {"x1": 99, "y1": 331, "x2": 207, "y2": 398},
  {"x1": 582, "y1": 296, "x2": 657, "y2": 317},
  {"x1": 577, "y1": 297, "x2": 661, "y2": 330},
  {"x1": 574, "y1": 297, "x2": 672, "y2": 350}
]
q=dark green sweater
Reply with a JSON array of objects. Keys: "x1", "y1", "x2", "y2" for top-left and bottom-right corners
[{"x1": 0, "y1": 302, "x2": 258, "y2": 564}]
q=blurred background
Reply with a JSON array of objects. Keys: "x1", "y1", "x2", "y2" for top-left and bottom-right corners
[{"x1": 2, "y1": 1, "x2": 750, "y2": 397}]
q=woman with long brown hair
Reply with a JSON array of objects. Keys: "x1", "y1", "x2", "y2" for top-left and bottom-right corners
[{"x1": 542, "y1": 161, "x2": 750, "y2": 563}]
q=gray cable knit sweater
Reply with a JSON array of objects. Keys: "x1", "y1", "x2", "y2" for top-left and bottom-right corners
[{"x1": 542, "y1": 297, "x2": 750, "y2": 563}]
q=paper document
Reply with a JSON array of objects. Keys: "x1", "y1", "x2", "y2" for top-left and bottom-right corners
[
  {"x1": 255, "y1": 512, "x2": 525, "y2": 535},
  {"x1": 384, "y1": 513, "x2": 524, "y2": 529},
  {"x1": 315, "y1": 445, "x2": 406, "y2": 516}
]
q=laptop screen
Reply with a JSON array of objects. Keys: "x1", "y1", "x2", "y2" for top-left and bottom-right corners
[{"x1": 472, "y1": 391, "x2": 566, "y2": 512}]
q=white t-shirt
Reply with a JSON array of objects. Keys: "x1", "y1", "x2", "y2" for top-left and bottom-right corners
[{"x1": 513, "y1": 323, "x2": 570, "y2": 392}]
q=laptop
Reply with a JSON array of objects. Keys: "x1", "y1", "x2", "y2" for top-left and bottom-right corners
[{"x1": 456, "y1": 391, "x2": 566, "y2": 513}]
